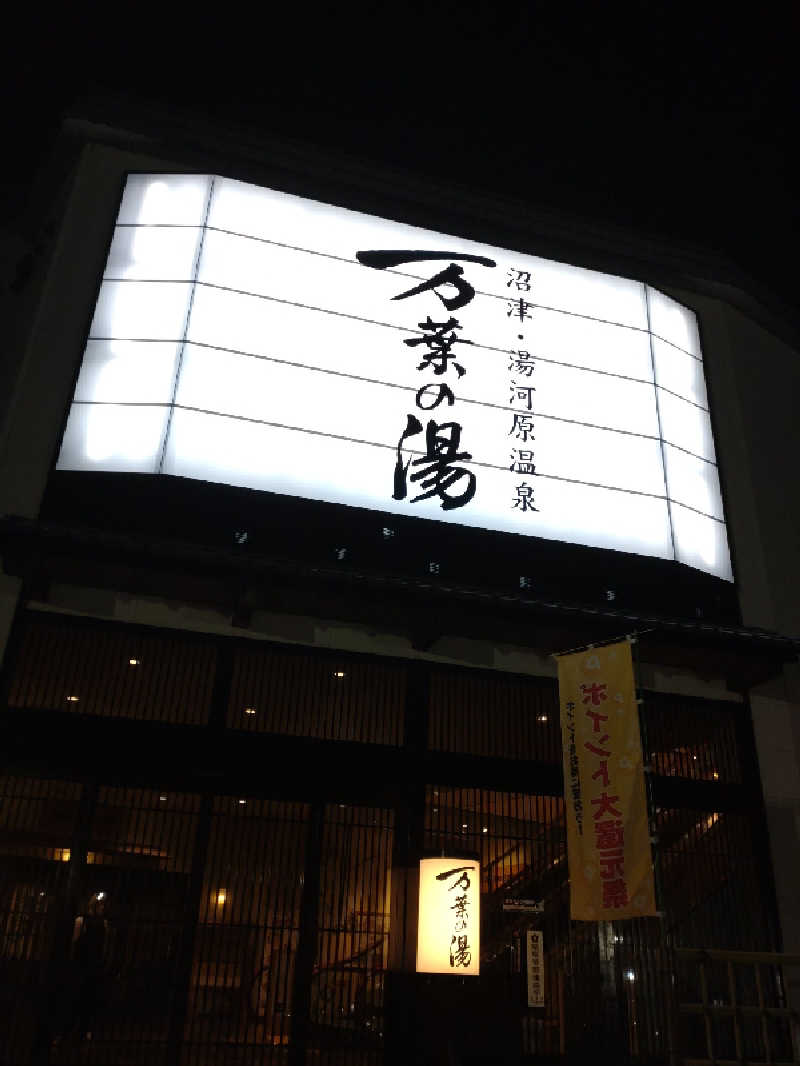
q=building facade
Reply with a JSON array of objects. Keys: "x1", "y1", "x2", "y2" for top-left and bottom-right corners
[{"x1": 1, "y1": 110, "x2": 799, "y2": 1065}]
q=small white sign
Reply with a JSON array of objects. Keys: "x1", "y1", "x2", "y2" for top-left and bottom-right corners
[
  {"x1": 526, "y1": 929, "x2": 545, "y2": 1008},
  {"x1": 503, "y1": 897, "x2": 544, "y2": 913}
]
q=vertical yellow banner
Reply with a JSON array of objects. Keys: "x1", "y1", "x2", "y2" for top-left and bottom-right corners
[{"x1": 557, "y1": 640, "x2": 657, "y2": 921}]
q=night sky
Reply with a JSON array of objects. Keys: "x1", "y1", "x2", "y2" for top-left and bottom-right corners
[{"x1": 2, "y1": 7, "x2": 797, "y2": 314}]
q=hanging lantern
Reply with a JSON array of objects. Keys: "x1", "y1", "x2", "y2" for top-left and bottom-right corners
[{"x1": 416, "y1": 857, "x2": 480, "y2": 975}]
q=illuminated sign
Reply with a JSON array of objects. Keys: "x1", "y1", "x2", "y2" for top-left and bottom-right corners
[
  {"x1": 417, "y1": 857, "x2": 480, "y2": 975},
  {"x1": 57, "y1": 174, "x2": 732, "y2": 579}
]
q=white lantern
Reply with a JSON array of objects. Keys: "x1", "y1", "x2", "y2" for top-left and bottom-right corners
[{"x1": 416, "y1": 857, "x2": 480, "y2": 976}]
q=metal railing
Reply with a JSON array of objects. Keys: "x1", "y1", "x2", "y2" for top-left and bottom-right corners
[{"x1": 675, "y1": 947, "x2": 800, "y2": 1065}]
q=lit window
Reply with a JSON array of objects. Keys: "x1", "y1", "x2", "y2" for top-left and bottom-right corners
[
  {"x1": 244, "y1": 707, "x2": 256, "y2": 716},
  {"x1": 333, "y1": 671, "x2": 346, "y2": 679},
  {"x1": 128, "y1": 658, "x2": 141, "y2": 666},
  {"x1": 66, "y1": 695, "x2": 80, "y2": 703}
]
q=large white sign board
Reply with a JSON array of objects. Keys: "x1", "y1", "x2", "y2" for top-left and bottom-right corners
[{"x1": 57, "y1": 174, "x2": 732, "y2": 580}]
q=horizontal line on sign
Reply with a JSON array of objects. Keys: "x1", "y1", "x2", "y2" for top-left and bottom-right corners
[
  {"x1": 79, "y1": 337, "x2": 657, "y2": 442},
  {"x1": 95, "y1": 276, "x2": 705, "y2": 397},
  {"x1": 170, "y1": 339, "x2": 664, "y2": 441},
  {"x1": 68, "y1": 400, "x2": 725, "y2": 521},
  {"x1": 654, "y1": 385, "x2": 709, "y2": 413},
  {"x1": 110, "y1": 226, "x2": 703, "y2": 363},
  {"x1": 92, "y1": 298, "x2": 653, "y2": 389},
  {"x1": 651, "y1": 332, "x2": 702, "y2": 363},
  {"x1": 85, "y1": 335, "x2": 715, "y2": 462},
  {"x1": 103, "y1": 276, "x2": 428, "y2": 338},
  {"x1": 118, "y1": 223, "x2": 650, "y2": 334},
  {"x1": 200, "y1": 224, "x2": 661, "y2": 336},
  {"x1": 661, "y1": 439, "x2": 716, "y2": 466},
  {"x1": 666, "y1": 498, "x2": 726, "y2": 523},
  {"x1": 76, "y1": 401, "x2": 172, "y2": 407}
]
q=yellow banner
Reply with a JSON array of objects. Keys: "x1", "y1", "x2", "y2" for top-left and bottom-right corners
[{"x1": 557, "y1": 640, "x2": 657, "y2": 921}]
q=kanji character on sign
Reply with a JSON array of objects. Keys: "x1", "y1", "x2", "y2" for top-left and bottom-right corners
[
  {"x1": 513, "y1": 482, "x2": 538, "y2": 513},
  {"x1": 451, "y1": 892, "x2": 468, "y2": 930},
  {"x1": 450, "y1": 934, "x2": 472, "y2": 968},
  {"x1": 405, "y1": 317, "x2": 468, "y2": 377},
  {"x1": 436, "y1": 866, "x2": 473, "y2": 892},
  {"x1": 598, "y1": 850, "x2": 625, "y2": 880},
  {"x1": 509, "y1": 413, "x2": 535, "y2": 442},
  {"x1": 506, "y1": 268, "x2": 532, "y2": 291},
  {"x1": 602, "y1": 879, "x2": 629, "y2": 909},
  {"x1": 393, "y1": 416, "x2": 476, "y2": 511},
  {"x1": 591, "y1": 760, "x2": 610, "y2": 787},
  {"x1": 584, "y1": 737, "x2": 610, "y2": 763},
  {"x1": 595, "y1": 820, "x2": 624, "y2": 850},
  {"x1": 591, "y1": 792, "x2": 622, "y2": 819},
  {"x1": 416, "y1": 382, "x2": 455, "y2": 411},
  {"x1": 392, "y1": 263, "x2": 477, "y2": 311},
  {"x1": 510, "y1": 448, "x2": 536, "y2": 475},
  {"x1": 585, "y1": 710, "x2": 609, "y2": 732},
  {"x1": 507, "y1": 297, "x2": 534, "y2": 322},
  {"x1": 508, "y1": 350, "x2": 536, "y2": 377},
  {"x1": 510, "y1": 382, "x2": 536, "y2": 409},
  {"x1": 356, "y1": 249, "x2": 496, "y2": 312},
  {"x1": 581, "y1": 682, "x2": 608, "y2": 706}
]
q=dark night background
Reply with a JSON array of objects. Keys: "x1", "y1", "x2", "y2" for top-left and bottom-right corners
[{"x1": 1, "y1": 5, "x2": 798, "y2": 316}]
